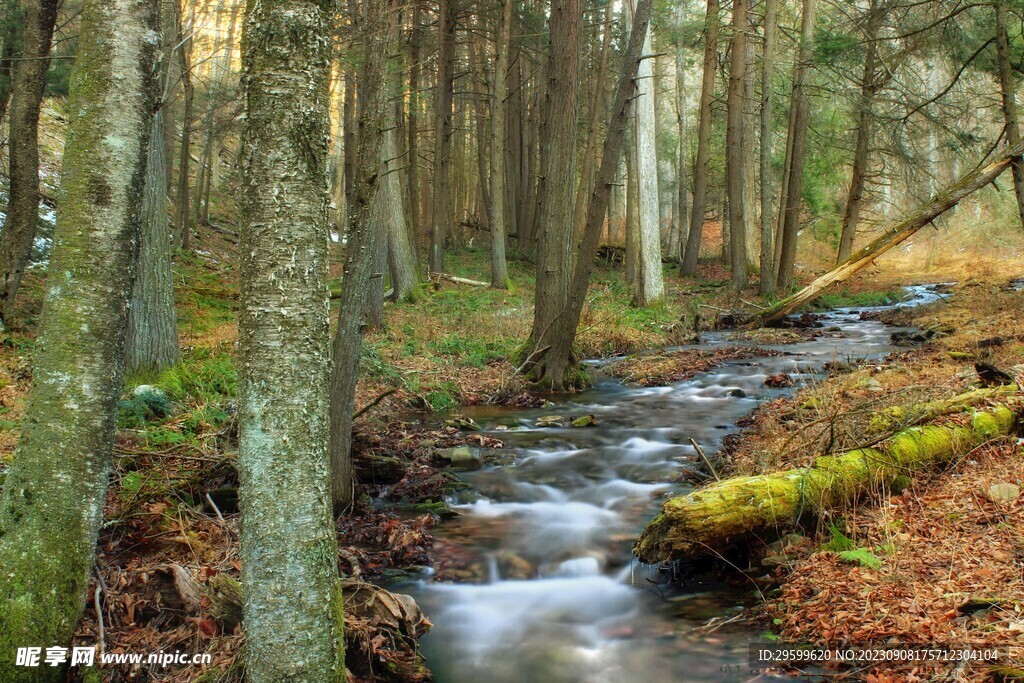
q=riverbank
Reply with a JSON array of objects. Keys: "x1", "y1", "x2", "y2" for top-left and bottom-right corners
[{"x1": 717, "y1": 279, "x2": 1024, "y2": 680}]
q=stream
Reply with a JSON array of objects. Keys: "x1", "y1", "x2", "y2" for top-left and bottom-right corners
[{"x1": 398, "y1": 285, "x2": 947, "y2": 683}]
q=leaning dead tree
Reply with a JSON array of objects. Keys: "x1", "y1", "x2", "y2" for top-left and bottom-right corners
[{"x1": 749, "y1": 136, "x2": 1024, "y2": 327}]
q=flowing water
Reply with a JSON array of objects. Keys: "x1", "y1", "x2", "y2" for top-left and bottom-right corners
[{"x1": 399, "y1": 286, "x2": 947, "y2": 683}]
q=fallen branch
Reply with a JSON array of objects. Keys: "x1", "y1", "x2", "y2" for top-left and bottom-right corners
[
  {"x1": 353, "y1": 388, "x2": 398, "y2": 420},
  {"x1": 427, "y1": 271, "x2": 489, "y2": 287},
  {"x1": 634, "y1": 404, "x2": 1018, "y2": 563},
  {"x1": 748, "y1": 137, "x2": 1024, "y2": 327}
]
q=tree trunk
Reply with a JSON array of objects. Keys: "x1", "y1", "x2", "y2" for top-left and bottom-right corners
[
  {"x1": 174, "y1": 31, "x2": 193, "y2": 251},
  {"x1": 236, "y1": 0, "x2": 343, "y2": 677},
  {"x1": 632, "y1": 11, "x2": 664, "y2": 306},
  {"x1": 0, "y1": 0, "x2": 59, "y2": 325},
  {"x1": 489, "y1": 0, "x2": 513, "y2": 288},
  {"x1": 0, "y1": 8, "x2": 17, "y2": 132},
  {"x1": 752, "y1": 138, "x2": 1024, "y2": 327},
  {"x1": 673, "y1": 4, "x2": 690, "y2": 262},
  {"x1": 0, "y1": 0, "x2": 157, "y2": 675},
  {"x1": 774, "y1": 0, "x2": 816, "y2": 291},
  {"x1": 995, "y1": 0, "x2": 1024, "y2": 230},
  {"x1": 384, "y1": 103, "x2": 421, "y2": 302},
  {"x1": 573, "y1": 0, "x2": 614, "y2": 238},
  {"x1": 758, "y1": 0, "x2": 778, "y2": 294},
  {"x1": 126, "y1": 107, "x2": 180, "y2": 373},
  {"x1": 725, "y1": 0, "x2": 748, "y2": 290},
  {"x1": 329, "y1": 0, "x2": 393, "y2": 509},
  {"x1": 429, "y1": 0, "x2": 456, "y2": 273},
  {"x1": 407, "y1": 0, "x2": 422, "y2": 235},
  {"x1": 836, "y1": 0, "x2": 882, "y2": 264},
  {"x1": 635, "y1": 405, "x2": 1016, "y2": 563},
  {"x1": 520, "y1": 0, "x2": 653, "y2": 388},
  {"x1": 520, "y1": 0, "x2": 582, "y2": 387},
  {"x1": 681, "y1": 0, "x2": 719, "y2": 276}
]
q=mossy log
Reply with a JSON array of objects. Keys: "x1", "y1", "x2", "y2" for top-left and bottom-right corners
[{"x1": 634, "y1": 405, "x2": 1018, "y2": 563}]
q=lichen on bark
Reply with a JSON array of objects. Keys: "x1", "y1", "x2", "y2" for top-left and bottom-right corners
[{"x1": 0, "y1": 0, "x2": 158, "y2": 677}]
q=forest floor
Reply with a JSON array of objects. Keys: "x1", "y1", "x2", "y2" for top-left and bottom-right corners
[{"x1": 0, "y1": 216, "x2": 1022, "y2": 681}]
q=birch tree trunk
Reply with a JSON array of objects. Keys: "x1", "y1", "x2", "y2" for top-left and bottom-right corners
[
  {"x1": 758, "y1": 0, "x2": 777, "y2": 294},
  {"x1": 0, "y1": 0, "x2": 59, "y2": 324},
  {"x1": 674, "y1": 2, "x2": 690, "y2": 262},
  {"x1": 725, "y1": 0, "x2": 748, "y2": 290},
  {"x1": 632, "y1": 15, "x2": 664, "y2": 306},
  {"x1": 0, "y1": 0, "x2": 157, "y2": 676},
  {"x1": 237, "y1": 0, "x2": 343, "y2": 678},
  {"x1": 681, "y1": 0, "x2": 719, "y2": 276}
]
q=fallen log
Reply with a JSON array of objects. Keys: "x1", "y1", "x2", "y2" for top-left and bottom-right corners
[
  {"x1": 748, "y1": 137, "x2": 1024, "y2": 327},
  {"x1": 633, "y1": 404, "x2": 1018, "y2": 563}
]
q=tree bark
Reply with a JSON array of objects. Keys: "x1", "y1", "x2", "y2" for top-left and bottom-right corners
[
  {"x1": 236, "y1": 0, "x2": 343, "y2": 677},
  {"x1": 726, "y1": 0, "x2": 748, "y2": 290},
  {"x1": 837, "y1": 0, "x2": 882, "y2": 264},
  {"x1": 519, "y1": 0, "x2": 653, "y2": 388},
  {"x1": 674, "y1": 2, "x2": 690, "y2": 262},
  {"x1": 488, "y1": 0, "x2": 513, "y2": 288},
  {"x1": 126, "y1": 107, "x2": 180, "y2": 373},
  {"x1": 329, "y1": 0, "x2": 393, "y2": 509},
  {"x1": 173, "y1": 24, "x2": 193, "y2": 251},
  {"x1": 774, "y1": 0, "x2": 816, "y2": 291},
  {"x1": 635, "y1": 405, "x2": 1016, "y2": 563},
  {"x1": 0, "y1": 0, "x2": 59, "y2": 324},
  {"x1": 681, "y1": 0, "x2": 719, "y2": 276},
  {"x1": 752, "y1": 137, "x2": 1024, "y2": 327},
  {"x1": 429, "y1": 0, "x2": 456, "y2": 272},
  {"x1": 995, "y1": 0, "x2": 1024, "y2": 230},
  {"x1": 572, "y1": 0, "x2": 614, "y2": 239},
  {"x1": 0, "y1": 0, "x2": 157, "y2": 675},
  {"x1": 758, "y1": 0, "x2": 778, "y2": 294},
  {"x1": 632, "y1": 11, "x2": 664, "y2": 306},
  {"x1": 384, "y1": 109, "x2": 420, "y2": 302},
  {"x1": 406, "y1": 0, "x2": 422, "y2": 236},
  {"x1": 520, "y1": 0, "x2": 582, "y2": 387}
]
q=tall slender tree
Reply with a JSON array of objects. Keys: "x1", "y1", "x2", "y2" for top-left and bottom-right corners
[
  {"x1": 0, "y1": 0, "x2": 157, "y2": 676},
  {"x1": 994, "y1": 0, "x2": 1024, "y2": 230},
  {"x1": 681, "y1": 0, "x2": 719, "y2": 276},
  {"x1": 758, "y1": 0, "x2": 778, "y2": 294},
  {"x1": 520, "y1": 0, "x2": 653, "y2": 388},
  {"x1": 837, "y1": 0, "x2": 884, "y2": 263},
  {"x1": 631, "y1": 4, "x2": 664, "y2": 306},
  {"x1": 774, "y1": 0, "x2": 817, "y2": 290},
  {"x1": 329, "y1": 0, "x2": 394, "y2": 509},
  {"x1": 429, "y1": 0, "x2": 457, "y2": 272},
  {"x1": 0, "y1": 0, "x2": 59, "y2": 324},
  {"x1": 489, "y1": 0, "x2": 513, "y2": 288},
  {"x1": 725, "y1": 0, "x2": 749, "y2": 290}
]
